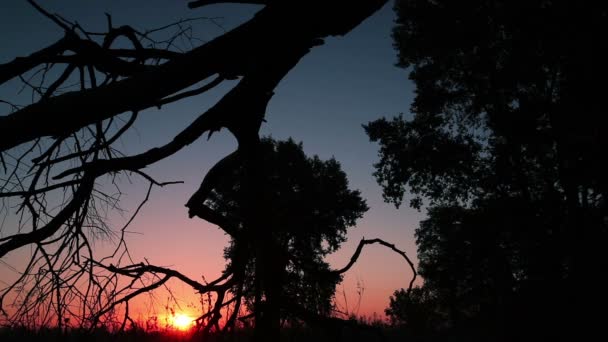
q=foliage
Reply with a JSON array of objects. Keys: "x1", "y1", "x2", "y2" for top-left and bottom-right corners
[
  {"x1": 385, "y1": 287, "x2": 441, "y2": 335},
  {"x1": 208, "y1": 137, "x2": 368, "y2": 318},
  {"x1": 370, "y1": 0, "x2": 608, "y2": 339}
]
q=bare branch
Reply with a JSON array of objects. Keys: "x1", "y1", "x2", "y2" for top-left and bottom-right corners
[
  {"x1": 333, "y1": 238, "x2": 417, "y2": 292},
  {"x1": 0, "y1": 179, "x2": 81, "y2": 199},
  {"x1": 0, "y1": 37, "x2": 71, "y2": 85},
  {"x1": 0, "y1": 177, "x2": 94, "y2": 258},
  {"x1": 91, "y1": 275, "x2": 171, "y2": 325},
  {"x1": 27, "y1": 0, "x2": 72, "y2": 32},
  {"x1": 51, "y1": 42, "x2": 305, "y2": 181},
  {"x1": 156, "y1": 74, "x2": 225, "y2": 107},
  {"x1": 93, "y1": 260, "x2": 234, "y2": 294},
  {"x1": 1, "y1": 0, "x2": 388, "y2": 152}
]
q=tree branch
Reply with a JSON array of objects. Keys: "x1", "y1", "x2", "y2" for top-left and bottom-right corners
[
  {"x1": 156, "y1": 74, "x2": 224, "y2": 107},
  {"x1": 51, "y1": 35, "x2": 310, "y2": 181},
  {"x1": 333, "y1": 238, "x2": 417, "y2": 292},
  {"x1": 0, "y1": 176, "x2": 94, "y2": 258},
  {"x1": 95, "y1": 261, "x2": 233, "y2": 294},
  {"x1": 188, "y1": 0, "x2": 268, "y2": 9},
  {"x1": 1, "y1": 0, "x2": 388, "y2": 152},
  {"x1": 0, "y1": 37, "x2": 71, "y2": 85}
]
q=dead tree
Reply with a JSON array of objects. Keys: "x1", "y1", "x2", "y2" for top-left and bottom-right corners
[{"x1": 0, "y1": 0, "x2": 415, "y2": 340}]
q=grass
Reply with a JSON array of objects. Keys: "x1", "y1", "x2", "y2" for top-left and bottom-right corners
[{"x1": 0, "y1": 325, "x2": 408, "y2": 342}]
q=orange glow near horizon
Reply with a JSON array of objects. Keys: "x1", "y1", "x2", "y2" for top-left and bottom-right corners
[{"x1": 169, "y1": 313, "x2": 195, "y2": 331}]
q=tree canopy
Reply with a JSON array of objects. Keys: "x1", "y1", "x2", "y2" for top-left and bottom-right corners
[
  {"x1": 207, "y1": 137, "x2": 368, "y2": 320},
  {"x1": 368, "y1": 0, "x2": 608, "y2": 340}
]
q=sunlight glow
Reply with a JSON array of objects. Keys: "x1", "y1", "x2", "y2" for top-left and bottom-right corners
[{"x1": 170, "y1": 313, "x2": 194, "y2": 331}]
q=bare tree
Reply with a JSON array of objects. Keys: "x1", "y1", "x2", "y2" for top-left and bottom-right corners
[{"x1": 0, "y1": 0, "x2": 415, "y2": 340}]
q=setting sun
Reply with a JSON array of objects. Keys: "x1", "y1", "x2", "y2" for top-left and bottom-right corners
[{"x1": 170, "y1": 313, "x2": 194, "y2": 331}]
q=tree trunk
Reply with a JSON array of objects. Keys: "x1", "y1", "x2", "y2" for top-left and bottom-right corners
[{"x1": 239, "y1": 138, "x2": 281, "y2": 341}]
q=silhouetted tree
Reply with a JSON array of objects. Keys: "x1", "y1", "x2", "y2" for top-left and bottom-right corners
[
  {"x1": 1, "y1": 1, "x2": 418, "y2": 341},
  {"x1": 386, "y1": 286, "x2": 442, "y2": 338},
  {"x1": 203, "y1": 137, "x2": 368, "y2": 325},
  {"x1": 368, "y1": 0, "x2": 608, "y2": 340}
]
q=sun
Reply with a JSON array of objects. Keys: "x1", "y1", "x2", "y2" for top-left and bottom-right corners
[{"x1": 170, "y1": 313, "x2": 194, "y2": 331}]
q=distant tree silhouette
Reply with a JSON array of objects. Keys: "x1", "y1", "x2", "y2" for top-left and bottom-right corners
[
  {"x1": 195, "y1": 137, "x2": 368, "y2": 330},
  {"x1": 370, "y1": 0, "x2": 608, "y2": 340},
  {"x1": 385, "y1": 286, "x2": 442, "y2": 338},
  {"x1": 0, "y1": 1, "x2": 418, "y2": 341}
]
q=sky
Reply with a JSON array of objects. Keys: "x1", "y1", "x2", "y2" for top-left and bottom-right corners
[{"x1": 0, "y1": 0, "x2": 422, "y2": 322}]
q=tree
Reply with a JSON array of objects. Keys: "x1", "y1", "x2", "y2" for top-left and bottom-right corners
[
  {"x1": 369, "y1": 0, "x2": 608, "y2": 340},
  {"x1": 205, "y1": 137, "x2": 368, "y2": 324},
  {"x1": 385, "y1": 286, "x2": 442, "y2": 337},
  {"x1": 0, "y1": 1, "x2": 417, "y2": 340}
]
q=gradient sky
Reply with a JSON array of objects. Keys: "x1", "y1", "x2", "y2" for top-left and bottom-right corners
[{"x1": 0, "y1": 0, "x2": 422, "y2": 321}]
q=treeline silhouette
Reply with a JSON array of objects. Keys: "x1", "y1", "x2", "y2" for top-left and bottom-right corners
[{"x1": 371, "y1": 1, "x2": 608, "y2": 341}]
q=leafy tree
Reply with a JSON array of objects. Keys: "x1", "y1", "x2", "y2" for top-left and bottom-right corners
[
  {"x1": 370, "y1": 0, "x2": 608, "y2": 340},
  {"x1": 386, "y1": 286, "x2": 442, "y2": 337},
  {"x1": 207, "y1": 137, "x2": 368, "y2": 323}
]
